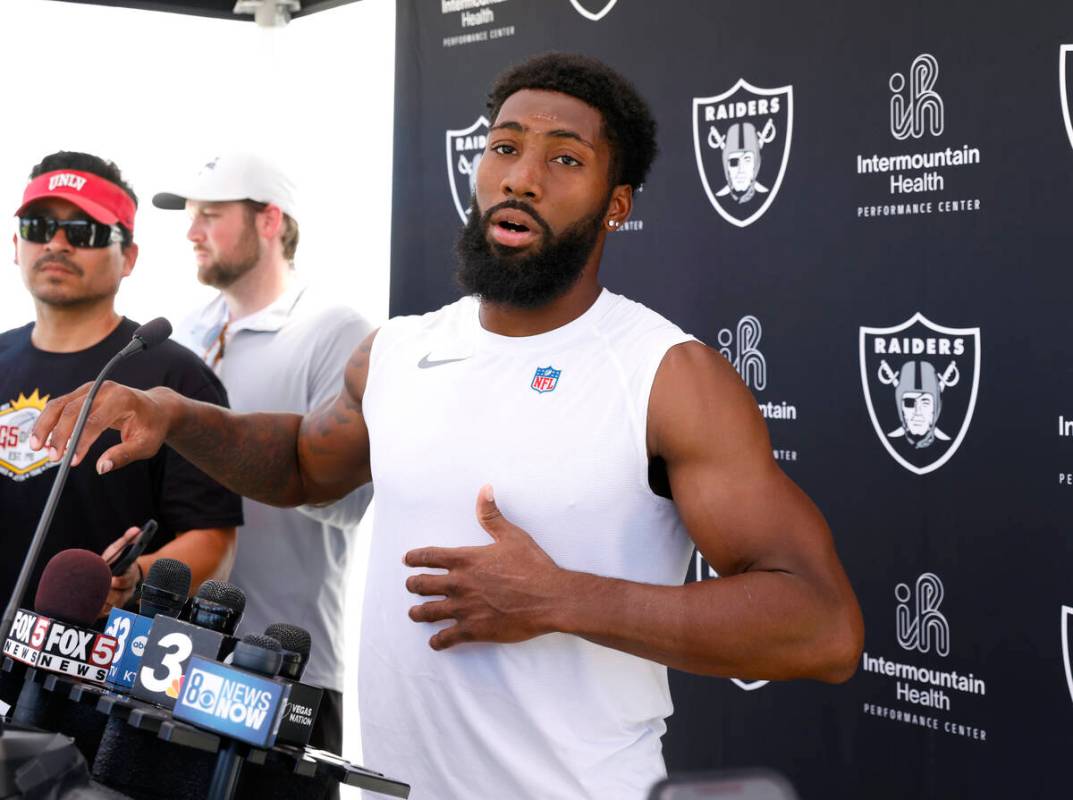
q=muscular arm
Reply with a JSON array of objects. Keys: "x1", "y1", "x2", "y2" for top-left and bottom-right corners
[
  {"x1": 406, "y1": 341, "x2": 863, "y2": 683},
  {"x1": 556, "y1": 342, "x2": 863, "y2": 681},
  {"x1": 31, "y1": 330, "x2": 378, "y2": 509}
]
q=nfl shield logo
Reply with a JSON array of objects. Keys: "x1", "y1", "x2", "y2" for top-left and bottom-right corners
[
  {"x1": 859, "y1": 313, "x2": 980, "y2": 475},
  {"x1": 446, "y1": 116, "x2": 490, "y2": 223},
  {"x1": 531, "y1": 366, "x2": 561, "y2": 393},
  {"x1": 693, "y1": 79, "x2": 793, "y2": 228}
]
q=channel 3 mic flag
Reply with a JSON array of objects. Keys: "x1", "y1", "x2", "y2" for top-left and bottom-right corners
[{"x1": 173, "y1": 655, "x2": 290, "y2": 749}]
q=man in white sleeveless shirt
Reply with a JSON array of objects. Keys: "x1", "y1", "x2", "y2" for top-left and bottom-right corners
[{"x1": 33, "y1": 54, "x2": 864, "y2": 800}]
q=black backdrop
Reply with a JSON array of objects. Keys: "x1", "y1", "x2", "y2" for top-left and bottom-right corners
[{"x1": 389, "y1": 2, "x2": 1073, "y2": 796}]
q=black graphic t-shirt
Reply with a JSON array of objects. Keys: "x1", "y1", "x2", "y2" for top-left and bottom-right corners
[{"x1": 0, "y1": 318, "x2": 244, "y2": 606}]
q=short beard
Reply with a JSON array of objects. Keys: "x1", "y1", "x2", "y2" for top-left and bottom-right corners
[
  {"x1": 455, "y1": 198, "x2": 606, "y2": 310},
  {"x1": 198, "y1": 221, "x2": 261, "y2": 289}
]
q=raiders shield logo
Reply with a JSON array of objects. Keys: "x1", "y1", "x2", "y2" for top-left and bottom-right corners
[
  {"x1": 692, "y1": 80, "x2": 793, "y2": 228},
  {"x1": 1062, "y1": 606, "x2": 1073, "y2": 705},
  {"x1": 860, "y1": 313, "x2": 980, "y2": 475},
  {"x1": 446, "y1": 116, "x2": 489, "y2": 223},
  {"x1": 569, "y1": 0, "x2": 617, "y2": 21},
  {"x1": 1060, "y1": 46, "x2": 1073, "y2": 153}
]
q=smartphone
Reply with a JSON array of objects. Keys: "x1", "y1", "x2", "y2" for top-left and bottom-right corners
[{"x1": 109, "y1": 519, "x2": 158, "y2": 577}]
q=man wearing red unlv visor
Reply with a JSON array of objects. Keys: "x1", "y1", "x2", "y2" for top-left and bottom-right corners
[{"x1": 0, "y1": 152, "x2": 242, "y2": 642}]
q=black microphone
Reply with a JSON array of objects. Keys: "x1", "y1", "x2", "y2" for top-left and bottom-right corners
[
  {"x1": 235, "y1": 624, "x2": 332, "y2": 800},
  {"x1": 104, "y1": 558, "x2": 192, "y2": 692},
  {"x1": 203, "y1": 634, "x2": 286, "y2": 800},
  {"x1": 93, "y1": 579, "x2": 247, "y2": 799},
  {"x1": 264, "y1": 623, "x2": 311, "y2": 682},
  {"x1": 185, "y1": 579, "x2": 246, "y2": 636},
  {"x1": 0, "y1": 317, "x2": 173, "y2": 649},
  {"x1": 139, "y1": 558, "x2": 192, "y2": 619}
]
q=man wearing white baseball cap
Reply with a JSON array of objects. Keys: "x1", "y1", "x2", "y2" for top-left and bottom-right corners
[{"x1": 153, "y1": 153, "x2": 373, "y2": 762}]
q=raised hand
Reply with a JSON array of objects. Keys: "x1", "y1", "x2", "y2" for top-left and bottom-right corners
[
  {"x1": 404, "y1": 484, "x2": 569, "y2": 650},
  {"x1": 30, "y1": 382, "x2": 177, "y2": 475}
]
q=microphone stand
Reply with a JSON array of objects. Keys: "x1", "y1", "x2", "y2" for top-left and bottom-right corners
[
  {"x1": 207, "y1": 740, "x2": 246, "y2": 800},
  {"x1": 0, "y1": 328, "x2": 162, "y2": 647}
]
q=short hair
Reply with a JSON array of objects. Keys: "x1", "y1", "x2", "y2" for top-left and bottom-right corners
[
  {"x1": 486, "y1": 53, "x2": 657, "y2": 191},
  {"x1": 244, "y1": 201, "x2": 300, "y2": 264},
  {"x1": 29, "y1": 151, "x2": 137, "y2": 245}
]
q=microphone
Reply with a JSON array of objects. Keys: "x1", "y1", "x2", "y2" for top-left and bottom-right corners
[
  {"x1": 0, "y1": 317, "x2": 173, "y2": 653},
  {"x1": 131, "y1": 580, "x2": 245, "y2": 708},
  {"x1": 140, "y1": 558, "x2": 192, "y2": 618},
  {"x1": 172, "y1": 633, "x2": 290, "y2": 800},
  {"x1": 105, "y1": 558, "x2": 192, "y2": 691},
  {"x1": 260, "y1": 624, "x2": 322, "y2": 747},
  {"x1": 10, "y1": 550, "x2": 119, "y2": 764},
  {"x1": 123, "y1": 317, "x2": 173, "y2": 355},
  {"x1": 234, "y1": 624, "x2": 330, "y2": 800},
  {"x1": 186, "y1": 579, "x2": 246, "y2": 636},
  {"x1": 1, "y1": 548, "x2": 111, "y2": 715},
  {"x1": 265, "y1": 623, "x2": 311, "y2": 682},
  {"x1": 26, "y1": 550, "x2": 116, "y2": 684},
  {"x1": 94, "y1": 579, "x2": 247, "y2": 799}
]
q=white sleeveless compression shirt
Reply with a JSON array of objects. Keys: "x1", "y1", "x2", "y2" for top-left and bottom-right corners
[{"x1": 360, "y1": 289, "x2": 696, "y2": 799}]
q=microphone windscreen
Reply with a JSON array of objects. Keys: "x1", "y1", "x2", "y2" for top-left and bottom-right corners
[
  {"x1": 196, "y1": 579, "x2": 246, "y2": 615},
  {"x1": 132, "y1": 317, "x2": 172, "y2": 349},
  {"x1": 243, "y1": 633, "x2": 282, "y2": 651},
  {"x1": 233, "y1": 633, "x2": 284, "y2": 676},
  {"x1": 264, "y1": 623, "x2": 312, "y2": 660},
  {"x1": 145, "y1": 557, "x2": 191, "y2": 596},
  {"x1": 34, "y1": 549, "x2": 111, "y2": 626}
]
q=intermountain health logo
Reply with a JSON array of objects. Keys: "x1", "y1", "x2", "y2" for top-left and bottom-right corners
[
  {"x1": 693, "y1": 80, "x2": 793, "y2": 228},
  {"x1": 569, "y1": 0, "x2": 617, "y2": 21},
  {"x1": 859, "y1": 313, "x2": 980, "y2": 475},
  {"x1": 861, "y1": 572, "x2": 988, "y2": 741},
  {"x1": 446, "y1": 116, "x2": 489, "y2": 222},
  {"x1": 896, "y1": 573, "x2": 949, "y2": 656},
  {"x1": 856, "y1": 53, "x2": 983, "y2": 219},
  {"x1": 717, "y1": 314, "x2": 797, "y2": 462},
  {"x1": 1060, "y1": 46, "x2": 1073, "y2": 155},
  {"x1": 0, "y1": 390, "x2": 53, "y2": 481}
]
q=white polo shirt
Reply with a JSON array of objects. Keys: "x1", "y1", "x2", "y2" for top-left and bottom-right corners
[{"x1": 175, "y1": 278, "x2": 373, "y2": 692}]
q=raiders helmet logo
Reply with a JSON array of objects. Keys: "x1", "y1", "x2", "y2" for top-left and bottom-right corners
[
  {"x1": 693, "y1": 79, "x2": 793, "y2": 228},
  {"x1": 446, "y1": 116, "x2": 489, "y2": 223},
  {"x1": 860, "y1": 313, "x2": 981, "y2": 475}
]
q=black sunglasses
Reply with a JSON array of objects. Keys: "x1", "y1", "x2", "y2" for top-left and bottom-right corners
[{"x1": 18, "y1": 216, "x2": 126, "y2": 248}]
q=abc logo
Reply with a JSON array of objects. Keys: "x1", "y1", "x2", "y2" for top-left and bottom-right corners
[{"x1": 130, "y1": 635, "x2": 147, "y2": 657}]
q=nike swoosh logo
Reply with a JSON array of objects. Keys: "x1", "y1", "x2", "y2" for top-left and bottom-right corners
[{"x1": 417, "y1": 353, "x2": 471, "y2": 369}]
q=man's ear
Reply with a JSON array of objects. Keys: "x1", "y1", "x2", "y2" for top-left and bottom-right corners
[
  {"x1": 257, "y1": 204, "x2": 284, "y2": 241},
  {"x1": 120, "y1": 242, "x2": 139, "y2": 278},
  {"x1": 604, "y1": 184, "x2": 634, "y2": 230}
]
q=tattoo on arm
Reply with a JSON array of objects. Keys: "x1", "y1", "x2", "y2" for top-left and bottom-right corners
[{"x1": 170, "y1": 404, "x2": 307, "y2": 506}]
